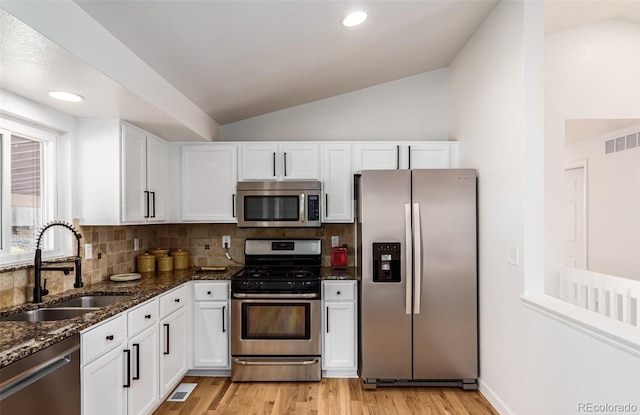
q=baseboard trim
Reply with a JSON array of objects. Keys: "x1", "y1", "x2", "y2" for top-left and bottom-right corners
[{"x1": 479, "y1": 379, "x2": 514, "y2": 415}]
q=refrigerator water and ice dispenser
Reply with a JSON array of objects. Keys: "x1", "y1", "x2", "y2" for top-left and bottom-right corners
[{"x1": 372, "y1": 243, "x2": 401, "y2": 282}]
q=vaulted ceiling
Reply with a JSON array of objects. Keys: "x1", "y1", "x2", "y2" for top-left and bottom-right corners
[{"x1": 1, "y1": 1, "x2": 640, "y2": 142}]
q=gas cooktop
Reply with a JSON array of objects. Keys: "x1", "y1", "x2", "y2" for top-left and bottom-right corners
[{"x1": 231, "y1": 239, "x2": 322, "y2": 294}]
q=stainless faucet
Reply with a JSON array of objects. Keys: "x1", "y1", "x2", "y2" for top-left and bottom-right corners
[{"x1": 33, "y1": 221, "x2": 83, "y2": 303}]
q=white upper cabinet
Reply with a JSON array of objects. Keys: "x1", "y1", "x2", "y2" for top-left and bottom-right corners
[
  {"x1": 181, "y1": 143, "x2": 237, "y2": 222},
  {"x1": 352, "y1": 141, "x2": 457, "y2": 172},
  {"x1": 406, "y1": 142, "x2": 457, "y2": 169},
  {"x1": 322, "y1": 143, "x2": 353, "y2": 222},
  {"x1": 121, "y1": 124, "x2": 168, "y2": 224},
  {"x1": 77, "y1": 120, "x2": 168, "y2": 225},
  {"x1": 352, "y1": 143, "x2": 400, "y2": 172},
  {"x1": 238, "y1": 142, "x2": 320, "y2": 180}
]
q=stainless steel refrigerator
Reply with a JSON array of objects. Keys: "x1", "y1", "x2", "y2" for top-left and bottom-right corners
[{"x1": 357, "y1": 169, "x2": 478, "y2": 390}]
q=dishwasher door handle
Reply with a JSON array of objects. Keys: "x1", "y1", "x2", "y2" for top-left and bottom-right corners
[{"x1": 0, "y1": 343, "x2": 79, "y2": 401}]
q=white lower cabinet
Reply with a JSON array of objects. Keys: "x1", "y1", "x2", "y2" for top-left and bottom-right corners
[
  {"x1": 322, "y1": 281, "x2": 358, "y2": 377},
  {"x1": 159, "y1": 286, "x2": 188, "y2": 398},
  {"x1": 81, "y1": 298, "x2": 160, "y2": 415},
  {"x1": 191, "y1": 281, "x2": 230, "y2": 370},
  {"x1": 82, "y1": 343, "x2": 127, "y2": 415},
  {"x1": 127, "y1": 298, "x2": 160, "y2": 415}
]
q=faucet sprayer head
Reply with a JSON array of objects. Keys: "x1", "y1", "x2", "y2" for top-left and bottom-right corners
[{"x1": 35, "y1": 221, "x2": 82, "y2": 250}]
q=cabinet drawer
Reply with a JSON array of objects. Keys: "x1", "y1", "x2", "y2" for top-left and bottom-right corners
[
  {"x1": 193, "y1": 282, "x2": 229, "y2": 301},
  {"x1": 81, "y1": 314, "x2": 127, "y2": 365},
  {"x1": 128, "y1": 298, "x2": 159, "y2": 337},
  {"x1": 323, "y1": 281, "x2": 356, "y2": 301},
  {"x1": 160, "y1": 284, "x2": 188, "y2": 318}
]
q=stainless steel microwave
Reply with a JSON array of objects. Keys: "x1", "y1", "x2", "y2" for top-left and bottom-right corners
[{"x1": 236, "y1": 181, "x2": 321, "y2": 227}]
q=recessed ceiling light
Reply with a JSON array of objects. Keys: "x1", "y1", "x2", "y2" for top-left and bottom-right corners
[
  {"x1": 342, "y1": 11, "x2": 367, "y2": 28},
  {"x1": 47, "y1": 90, "x2": 85, "y2": 102}
]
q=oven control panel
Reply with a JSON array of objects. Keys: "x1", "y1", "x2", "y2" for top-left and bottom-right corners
[{"x1": 231, "y1": 279, "x2": 321, "y2": 294}]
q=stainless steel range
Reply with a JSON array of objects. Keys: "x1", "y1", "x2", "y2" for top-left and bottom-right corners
[{"x1": 230, "y1": 239, "x2": 322, "y2": 382}]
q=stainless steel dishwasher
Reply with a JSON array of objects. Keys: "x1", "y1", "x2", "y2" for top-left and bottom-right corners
[{"x1": 0, "y1": 334, "x2": 80, "y2": 415}]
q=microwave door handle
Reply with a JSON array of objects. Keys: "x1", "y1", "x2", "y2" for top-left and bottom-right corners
[{"x1": 300, "y1": 193, "x2": 305, "y2": 222}]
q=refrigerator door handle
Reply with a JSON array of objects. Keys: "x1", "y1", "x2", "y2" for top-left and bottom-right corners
[
  {"x1": 405, "y1": 203, "x2": 412, "y2": 315},
  {"x1": 413, "y1": 202, "x2": 422, "y2": 314}
]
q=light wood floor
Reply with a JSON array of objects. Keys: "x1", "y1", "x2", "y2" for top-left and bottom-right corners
[{"x1": 153, "y1": 376, "x2": 498, "y2": 415}]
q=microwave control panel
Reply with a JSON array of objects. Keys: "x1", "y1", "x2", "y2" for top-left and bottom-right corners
[{"x1": 307, "y1": 195, "x2": 320, "y2": 221}]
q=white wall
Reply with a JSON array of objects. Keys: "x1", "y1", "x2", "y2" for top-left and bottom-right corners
[
  {"x1": 450, "y1": 2, "x2": 640, "y2": 414},
  {"x1": 565, "y1": 126, "x2": 640, "y2": 280},
  {"x1": 545, "y1": 19, "x2": 640, "y2": 287},
  {"x1": 220, "y1": 69, "x2": 449, "y2": 141}
]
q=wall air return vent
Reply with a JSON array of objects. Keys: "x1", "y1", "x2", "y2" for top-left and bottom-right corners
[{"x1": 604, "y1": 130, "x2": 639, "y2": 155}]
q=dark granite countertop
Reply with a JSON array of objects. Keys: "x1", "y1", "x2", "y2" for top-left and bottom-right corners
[
  {"x1": 0, "y1": 266, "x2": 358, "y2": 368},
  {"x1": 321, "y1": 266, "x2": 359, "y2": 280}
]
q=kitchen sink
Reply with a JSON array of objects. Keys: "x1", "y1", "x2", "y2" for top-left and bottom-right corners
[
  {"x1": 47, "y1": 295, "x2": 131, "y2": 308},
  {"x1": 0, "y1": 307, "x2": 98, "y2": 322},
  {"x1": 0, "y1": 295, "x2": 132, "y2": 322}
]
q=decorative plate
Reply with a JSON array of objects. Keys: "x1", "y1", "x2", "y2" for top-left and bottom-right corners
[{"x1": 110, "y1": 273, "x2": 142, "y2": 282}]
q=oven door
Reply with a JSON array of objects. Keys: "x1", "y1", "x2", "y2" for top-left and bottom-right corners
[{"x1": 231, "y1": 295, "x2": 321, "y2": 356}]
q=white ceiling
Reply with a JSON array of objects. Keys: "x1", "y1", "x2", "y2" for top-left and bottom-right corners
[
  {"x1": 74, "y1": 0, "x2": 498, "y2": 125},
  {"x1": 2, "y1": 1, "x2": 640, "y2": 141}
]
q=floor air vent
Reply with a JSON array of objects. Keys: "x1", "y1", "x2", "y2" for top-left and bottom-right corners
[{"x1": 166, "y1": 383, "x2": 197, "y2": 402}]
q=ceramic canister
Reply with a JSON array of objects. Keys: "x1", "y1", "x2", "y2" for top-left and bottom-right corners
[
  {"x1": 148, "y1": 248, "x2": 169, "y2": 257},
  {"x1": 157, "y1": 255, "x2": 174, "y2": 272},
  {"x1": 136, "y1": 253, "x2": 155, "y2": 272},
  {"x1": 170, "y1": 249, "x2": 190, "y2": 270}
]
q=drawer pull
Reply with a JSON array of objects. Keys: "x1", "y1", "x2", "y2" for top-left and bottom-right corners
[
  {"x1": 144, "y1": 314, "x2": 151, "y2": 319},
  {"x1": 106, "y1": 335, "x2": 114, "y2": 341},
  {"x1": 174, "y1": 298, "x2": 180, "y2": 303},
  {"x1": 337, "y1": 291, "x2": 341, "y2": 295},
  {"x1": 207, "y1": 291, "x2": 212, "y2": 295}
]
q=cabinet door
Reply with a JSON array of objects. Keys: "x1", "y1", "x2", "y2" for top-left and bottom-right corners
[
  {"x1": 121, "y1": 124, "x2": 148, "y2": 224},
  {"x1": 128, "y1": 326, "x2": 159, "y2": 415},
  {"x1": 82, "y1": 344, "x2": 127, "y2": 415},
  {"x1": 353, "y1": 143, "x2": 400, "y2": 172},
  {"x1": 238, "y1": 143, "x2": 279, "y2": 180},
  {"x1": 192, "y1": 302, "x2": 229, "y2": 368},
  {"x1": 146, "y1": 135, "x2": 168, "y2": 222},
  {"x1": 323, "y1": 301, "x2": 357, "y2": 371},
  {"x1": 323, "y1": 144, "x2": 353, "y2": 222},
  {"x1": 181, "y1": 144, "x2": 237, "y2": 222},
  {"x1": 281, "y1": 143, "x2": 320, "y2": 180},
  {"x1": 407, "y1": 142, "x2": 452, "y2": 169},
  {"x1": 159, "y1": 307, "x2": 187, "y2": 398}
]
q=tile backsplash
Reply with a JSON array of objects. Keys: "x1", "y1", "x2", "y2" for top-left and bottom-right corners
[{"x1": 0, "y1": 221, "x2": 355, "y2": 308}]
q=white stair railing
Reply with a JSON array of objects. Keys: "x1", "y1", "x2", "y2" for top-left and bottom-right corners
[{"x1": 558, "y1": 267, "x2": 640, "y2": 328}]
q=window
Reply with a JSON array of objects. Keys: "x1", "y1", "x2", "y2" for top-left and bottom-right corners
[{"x1": 0, "y1": 118, "x2": 58, "y2": 264}]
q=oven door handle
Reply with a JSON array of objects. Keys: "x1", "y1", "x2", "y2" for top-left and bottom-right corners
[
  {"x1": 232, "y1": 358, "x2": 320, "y2": 366},
  {"x1": 232, "y1": 293, "x2": 319, "y2": 299}
]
